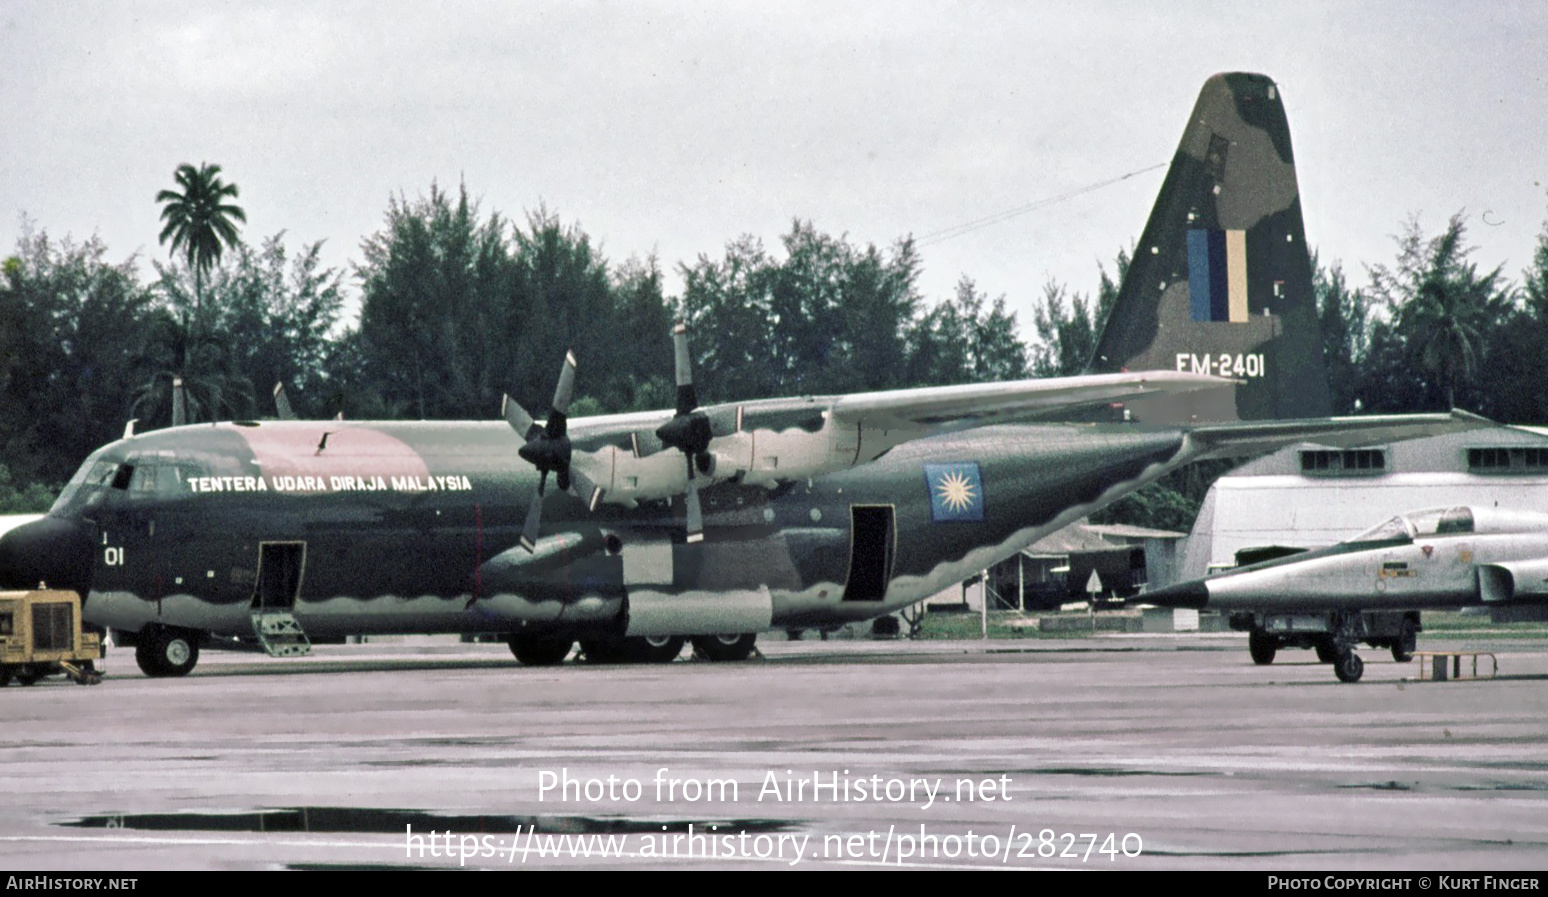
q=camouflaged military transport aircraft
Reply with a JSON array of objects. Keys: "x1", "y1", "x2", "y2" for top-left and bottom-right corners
[
  {"x1": 1144, "y1": 506, "x2": 1548, "y2": 683},
  {"x1": 0, "y1": 72, "x2": 1482, "y2": 677}
]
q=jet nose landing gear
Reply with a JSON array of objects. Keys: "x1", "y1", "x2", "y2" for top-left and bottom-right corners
[{"x1": 1332, "y1": 647, "x2": 1365, "y2": 683}]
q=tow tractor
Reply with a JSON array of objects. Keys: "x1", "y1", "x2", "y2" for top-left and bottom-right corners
[{"x1": 0, "y1": 590, "x2": 104, "y2": 686}]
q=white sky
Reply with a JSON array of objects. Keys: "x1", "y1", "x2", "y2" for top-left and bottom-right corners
[{"x1": 3, "y1": 1, "x2": 1546, "y2": 340}]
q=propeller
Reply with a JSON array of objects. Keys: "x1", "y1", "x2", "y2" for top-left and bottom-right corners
[
  {"x1": 171, "y1": 376, "x2": 187, "y2": 427},
  {"x1": 504, "y1": 351, "x2": 603, "y2": 553},
  {"x1": 273, "y1": 382, "x2": 296, "y2": 420},
  {"x1": 653, "y1": 323, "x2": 718, "y2": 544}
]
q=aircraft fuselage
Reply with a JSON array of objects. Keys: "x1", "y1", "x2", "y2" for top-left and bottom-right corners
[{"x1": 40, "y1": 419, "x2": 1190, "y2": 642}]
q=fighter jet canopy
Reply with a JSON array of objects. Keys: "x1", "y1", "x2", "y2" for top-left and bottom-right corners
[{"x1": 1348, "y1": 506, "x2": 1548, "y2": 543}]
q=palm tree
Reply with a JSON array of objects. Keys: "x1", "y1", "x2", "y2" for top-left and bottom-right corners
[
  {"x1": 156, "y1": 162, "x2": 246, "y2": 313},
  {"x1": 149, "y1": 163, "x2": 246, "y2": 425},
  {"x1": 1399, "y1": 217, "x2": 1507, "y2": 409}
]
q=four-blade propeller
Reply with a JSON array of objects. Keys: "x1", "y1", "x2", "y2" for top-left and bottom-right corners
[
  {"x1": 504, "y1": 351, "x2": 603, "y2": 553},
  {"x1": 508, "y1": 324, "x2": 731, "y2": 550},
  {"x1": 652, "y1": 323, "x2": 716, "y2": 543}
]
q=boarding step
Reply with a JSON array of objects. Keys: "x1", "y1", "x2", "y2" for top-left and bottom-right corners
[{"x1": 251, "y1": 610, "x2": 312, "y2": 657}]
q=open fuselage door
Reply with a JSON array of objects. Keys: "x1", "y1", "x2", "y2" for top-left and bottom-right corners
[
  {"x1": 250, "y1": 541, "x2": 311, "y2": 657},
  {"x1": 843, "y1": 505, "x2": 896, "y2": 602}
]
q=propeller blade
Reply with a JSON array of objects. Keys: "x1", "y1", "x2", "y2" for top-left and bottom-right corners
[
  {"x1": 684, "y1": 472, "x2": 704, "y2": 544},
  {"x1": 706, "y1": 405, "x2": 741, "y2": 438},
  {"x1": 552, "y1": 350, "x2": 578, "y2": 417},
  {"x1": 171, "y1": 376, "x2": 187, "y2": 427},
  {"x1": 520, "y1": 470, "x2": 551, "y2": 553},
  {"x1": 519, "y1": 492, "x2": 544, "y2": 553},
  {"x1": 672, "y1": 322, "x2": 697, "y2": 415},
  {"x1": 273, "y1": 382, "x2": 295, "y2": 420},
  {"x1": 567, "y1": 465, "x2": 604, "y2": 511},
  {"x1": 502, "y1": 394, "x2": 539, "y2": 440},
  {"x1": 631, "y1": 429, "x2": 665, "y2": 458}
]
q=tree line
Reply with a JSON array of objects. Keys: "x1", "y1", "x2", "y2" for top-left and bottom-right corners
[{"x1": 3, "y1": 164, "x2": 1546, "y2": 525}]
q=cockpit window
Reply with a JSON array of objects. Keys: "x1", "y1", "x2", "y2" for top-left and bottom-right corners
[
  {"x1": 1413, "y1": 507, "x2": 1474, "y2": 536},
  {"x1": 52, "y1": 454, "x2": 205, "y2": 512},
  {"x1": 1350, "y1": 507, "x2": 1474, "y2": 543},
  {"x1": 128, "y1": 463, "x2": 198, "y2": 498},
  {"x1": 1351, "y1": 515, "x2": 1412, "y2": 543}
]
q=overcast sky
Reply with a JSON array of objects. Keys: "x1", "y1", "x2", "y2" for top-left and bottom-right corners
[{"x1": 3, "y1": 1, "x2": 1546, "y2": 339}]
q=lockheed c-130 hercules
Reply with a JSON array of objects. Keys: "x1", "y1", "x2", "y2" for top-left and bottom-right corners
[{"x1": 0, "y1": 72, "x2": 1485, "y2": 677}]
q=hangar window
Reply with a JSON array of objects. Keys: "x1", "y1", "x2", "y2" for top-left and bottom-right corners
[
  {"x1": 1299, "y1": 449, "x2": 1386, "y2": 476},
  {"x1": 1468, "y1": 447, "x2": 1548, "y2": 473}
]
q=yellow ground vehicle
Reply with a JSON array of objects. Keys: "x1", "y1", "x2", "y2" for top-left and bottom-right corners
[{"x1": 0, "y1": 590, "x2": 103, "y2": 686}]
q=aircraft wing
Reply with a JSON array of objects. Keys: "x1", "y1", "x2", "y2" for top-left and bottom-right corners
[
  {"x1": 1187, "y1": 409, "x2": 1493, "y2": 457},
  {"x1": 826, "y1": 370, "x2": 1230, "y2": 429}
]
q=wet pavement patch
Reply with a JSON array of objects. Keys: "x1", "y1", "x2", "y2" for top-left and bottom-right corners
[{"x1": 60, "y1": 807, "x2": 796, "y2": 835}]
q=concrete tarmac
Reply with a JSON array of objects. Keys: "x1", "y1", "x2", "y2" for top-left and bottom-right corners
[{"x1": 2, "y1": 632, "x2": 1547, "y2": 871}]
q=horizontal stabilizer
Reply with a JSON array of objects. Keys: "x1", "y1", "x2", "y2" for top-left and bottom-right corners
[{"x1": 1188, "y1": 409, "x2": 1492, "y2": 458}]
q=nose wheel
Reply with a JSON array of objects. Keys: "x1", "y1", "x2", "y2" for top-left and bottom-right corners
[{"x1": 1332, "y1": 647, "x2": 1364, "y2": 683}]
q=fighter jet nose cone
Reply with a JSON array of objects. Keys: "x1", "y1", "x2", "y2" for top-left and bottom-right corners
[
  {"x1": 0, "y1": 516, "x2": 95, "y2": 594},
  {"x1": 1142, "y1": 580, "x2": 1210, "y2": 609}
]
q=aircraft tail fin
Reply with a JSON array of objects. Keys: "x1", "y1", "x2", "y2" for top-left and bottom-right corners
[{"x1": 1088, "y1": 72, "x2": 1330, "y2": 423}]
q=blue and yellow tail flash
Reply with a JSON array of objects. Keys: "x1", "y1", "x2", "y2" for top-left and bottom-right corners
[{"x1": 1187, "y1": 228, "x2": 1249, "y2": 323}]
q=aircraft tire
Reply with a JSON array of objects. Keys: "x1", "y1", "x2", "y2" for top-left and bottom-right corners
[
  {"x1": 15, "y1": 665, "x2": 43, "y2": 685},
  {"x1": 135, "y1": 627, "x2": 199, "y2": 678},
  {"x1": 508, "y1": 634, "x2": 573, "y2": 666},
  {"x1": 637, "y1": 636, "x2": 685, "y2": 664},
  {"x1": 1333, "y1": 649, "x2": 1364, "y2": 683},
  {"x1": 0, "y1": 667, "x2": 10, "y2": 687},
  {"x1": 1314, "y1": 639, "x2": 1339, "y2": 664},
  {"x1": 1391, "y1": 619, "x2": 1417, "y2": 663},
  {"x1": 1248, "y1": 631, "x2": 1277, "y2": 665},
  {"x1": 691, "y1": 633, "x2": 757, "y2": 662}
]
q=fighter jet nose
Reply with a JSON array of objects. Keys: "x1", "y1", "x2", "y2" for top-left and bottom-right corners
[
  {"x1": 0, "y1": 516, "x2": 95, "y2": 594},
  {"x1": 1140, "y1": 580, "x2": 1210, "y2": 609}
]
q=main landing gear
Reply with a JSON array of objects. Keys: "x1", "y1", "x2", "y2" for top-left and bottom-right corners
[
  {"x1": 505, "y1": 633, "x2": 757, "y2": 666},
  {"x1": 135, "y1": 625, "x2": 201, "y2": 678}
]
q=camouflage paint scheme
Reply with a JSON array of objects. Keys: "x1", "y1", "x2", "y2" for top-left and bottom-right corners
[
  {"x1": 43, "y1": 418, "x2": 1191, "y2": 642},
  {"x1": 1090, "y1": 72, "x2": 1332, "y2": 425},
  {"x1": 0, "y1": 73, "x2": 1484, "y2": 674}
]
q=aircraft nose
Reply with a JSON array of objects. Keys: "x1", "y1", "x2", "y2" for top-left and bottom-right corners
[
  {"x1": 0, "y1": 515, "x2": 95, "y2": 594},
  {"x1": 1138, "y1": 580, "x2": 1210, "y2": 609}
]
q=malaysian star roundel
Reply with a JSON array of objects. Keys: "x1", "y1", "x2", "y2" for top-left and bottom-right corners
[{"x1": 924, "y1": 462, "x2": 985, "y2": 522}]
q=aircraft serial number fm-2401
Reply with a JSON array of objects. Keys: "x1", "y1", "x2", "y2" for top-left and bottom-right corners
[{"x1": 0, "y1": 73, "x2": 1483, "y2": 677}]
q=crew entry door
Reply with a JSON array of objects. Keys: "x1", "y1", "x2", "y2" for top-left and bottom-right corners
[
  {"x1": 250, "y1": 541, "x2": 311, "y2": 657},
  {"x1": 253, "y1": 542, "x2": 306, "y2": 611}
]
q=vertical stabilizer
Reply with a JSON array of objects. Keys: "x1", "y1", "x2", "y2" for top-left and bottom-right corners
[{"x1": 1090, "y1": 72, "x2": 1330, "y2": 423}]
